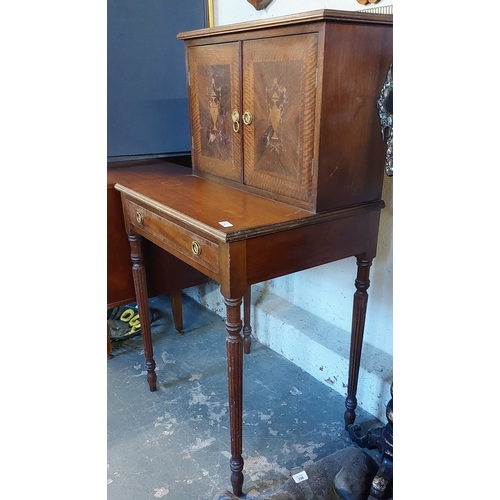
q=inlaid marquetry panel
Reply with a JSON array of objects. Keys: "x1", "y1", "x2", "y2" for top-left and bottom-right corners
[
  {"x1": 242, "y1": 33, "x2": 318, "y2": 204},
  {"x1": 188, "y1": 42, "x2": 242, "y2": 182}
]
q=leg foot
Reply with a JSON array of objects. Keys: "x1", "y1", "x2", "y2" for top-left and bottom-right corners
[{"x1": 230, "y1": 455, "x2": 244, "y2": 497}]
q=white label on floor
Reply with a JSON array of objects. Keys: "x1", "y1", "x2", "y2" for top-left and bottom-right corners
[
  {"x1": 292, "y1": 470, "x2": 309, "y2": 483},
  {"x1": 219, "y1": 221, "x2": 233, "y2": 227}
]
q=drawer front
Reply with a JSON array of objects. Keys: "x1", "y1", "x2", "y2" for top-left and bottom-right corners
[{"x1": 125, "y1": 199, "x2": 220, "y2": 276}]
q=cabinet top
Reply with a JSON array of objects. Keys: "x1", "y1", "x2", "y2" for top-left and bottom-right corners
[{"x1": 177, "y1": 8, "x2": 392, "y2": 40}]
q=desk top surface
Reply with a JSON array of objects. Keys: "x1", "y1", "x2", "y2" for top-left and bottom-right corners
[{"x1": 110, "y1": 159, "x2": 382, "y2": 242}]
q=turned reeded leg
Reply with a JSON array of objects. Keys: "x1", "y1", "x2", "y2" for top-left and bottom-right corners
[
  {"x1": 344, "y1": 255, "x2": 372, "y2": 428},
  {"x1": 129, "y1": 233, "x2": 157, "y2": 392},
  {"x1": 243, "y1": 286, "x2": 252, "y2": 354},
  {"x1": 224, "y1": 295, "x2": 244, "y2": 497},
  {"x1": 170, "y1": 290, "x2": 183, "y2": 332}
]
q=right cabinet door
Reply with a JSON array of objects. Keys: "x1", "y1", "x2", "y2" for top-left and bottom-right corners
[{"x1": 242, "y1": 33, "x2": 319, "y2": 205}]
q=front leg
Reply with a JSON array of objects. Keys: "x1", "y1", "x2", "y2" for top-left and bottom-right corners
[
  {"x1": 344, "y1": 255, "x2": 372, "y2": 428},
  {"x1": 128, "y1": 233, "x2": 157, "y2": 392},
  {"x1": 224, "y1": 295, "x2": 244, "y2": 497}
]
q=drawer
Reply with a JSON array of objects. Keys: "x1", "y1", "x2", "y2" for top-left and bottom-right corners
[{"x1": 125, "y1": 199, "x2": 220, "y2": 276}]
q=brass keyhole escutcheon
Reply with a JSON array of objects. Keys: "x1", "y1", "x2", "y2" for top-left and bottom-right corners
[
  {"x1": 191, "y1": 241, "x2": 202, "y2": 256},
  {"x1": 231, "y1": 109, "x2": 240, "y2": 133},
  {"x1": 136, "y1": 212, "x2": 144, "y2": 224},
  {"x1": 243, "y1": 111, "x2": 253, "y2": 125}
]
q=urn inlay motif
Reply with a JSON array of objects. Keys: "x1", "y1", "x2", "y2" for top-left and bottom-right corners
[
  {"x1": 209, "y1": 77, "x2": 221, "y2": 132},
  {"x1": 266, "y1": 77, "x2": 287, "y2": 141}
]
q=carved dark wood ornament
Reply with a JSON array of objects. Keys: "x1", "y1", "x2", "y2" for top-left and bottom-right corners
[
  {"x1": 376, "y1": 63, "x2": 393, "y2": 176},
  {"x1": 247, "y1": 0, "x2": 274, "y2": 10}
]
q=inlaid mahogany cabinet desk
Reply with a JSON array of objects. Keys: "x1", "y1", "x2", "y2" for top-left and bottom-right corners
[{"x1": 115, "y1": 9, "x2": 392, "y2": 497}]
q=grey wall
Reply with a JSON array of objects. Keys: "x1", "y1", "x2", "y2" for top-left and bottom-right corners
[{"x1": 107, "y1": 0, "x2": 206, "y2": 158}]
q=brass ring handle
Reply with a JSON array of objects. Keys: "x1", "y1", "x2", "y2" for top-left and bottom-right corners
[
  {"x1": 231, "y1": 109, "x2": 240, "y2": 133},
  {"x1": 243, "y1": 111, "x2": 253, "y2": 125},
  {"x1": 191, "y1": 241, "x2": 202, "y2": 256},
  {"x1": 136, "y1": 212, "x2": 144, "y2": 224}
]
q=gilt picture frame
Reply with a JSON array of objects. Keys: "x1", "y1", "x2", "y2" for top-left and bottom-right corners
[{"x1": 207, "y1": 0, "x2": 214, "y2": 27}]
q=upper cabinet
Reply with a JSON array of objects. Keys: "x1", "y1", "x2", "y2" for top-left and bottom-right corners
[{"x1": 178, "y1": 10, "x2": 393, "y2": 212}]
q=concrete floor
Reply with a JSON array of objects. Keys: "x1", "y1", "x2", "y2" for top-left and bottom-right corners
[{"x1": 107, "y1": 293, "x2": 383, "y2": 500}]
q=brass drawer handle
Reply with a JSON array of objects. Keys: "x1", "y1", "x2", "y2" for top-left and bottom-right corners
[
  {"x1": 231, "y1": 109, "x2": 240, "y2": 133},
  {"x1": 191, "y1": 241, "x2": 202, "y2": 256},
  {"x1": 136, "y1": 211, "x2": 144, "y2": 224},
  {"x1": 243, "y1": 110, "x2": 252, "y2": 125}
]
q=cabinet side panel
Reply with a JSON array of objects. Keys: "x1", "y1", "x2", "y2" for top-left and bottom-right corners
[
  {"x1": 317, "y1": 22, "x2": 393, "y2": 211},
  {"x1": 188, "y1": 43, "x2": 242, "y2": 181},
  {"x1": 242, "y1": 33, "x2": 318, "y2": 205}
]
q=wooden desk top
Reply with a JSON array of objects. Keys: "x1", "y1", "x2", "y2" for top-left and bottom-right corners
[{"x1": 113, "y1": 160, "x2": 383, "y2": 243}]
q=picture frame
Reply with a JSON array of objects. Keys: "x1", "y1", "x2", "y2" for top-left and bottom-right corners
[{"x1": 207, "y1": 0, "x2": 214, "y2": 27}]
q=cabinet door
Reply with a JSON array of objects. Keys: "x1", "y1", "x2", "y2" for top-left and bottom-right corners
[
  {"x1": 188, "y1": 42, "x2": 242, "y2": 182},
  {"x1": 242, "y1": 33, "x2": 318, "y2": 204}
]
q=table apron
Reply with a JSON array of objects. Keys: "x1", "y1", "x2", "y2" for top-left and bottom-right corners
[
  {"x1": 245, "y1": 210, "x2": 381, "y2": 284},
  {"x1": 123, "y1": 197, "x2": 381, "y2": 299}
]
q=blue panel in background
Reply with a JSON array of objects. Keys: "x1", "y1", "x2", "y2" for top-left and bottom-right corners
[{"x1": 107, "y1": 0, "x2": 206, "y2": 158}]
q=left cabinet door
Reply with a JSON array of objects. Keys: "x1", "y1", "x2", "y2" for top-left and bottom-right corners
[{"x1": 188, "y1": 42, "x2": 242, "y2": 182}]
